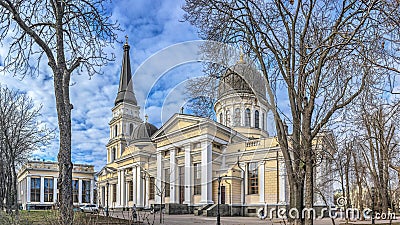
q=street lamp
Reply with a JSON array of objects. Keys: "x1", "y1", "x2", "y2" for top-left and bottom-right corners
[
  {"x1": 106, "y1": 181, "x2": 110, "y2": 217},
  {"x1": 217, "y1": 175, "x2": 227, "y2": 225}
]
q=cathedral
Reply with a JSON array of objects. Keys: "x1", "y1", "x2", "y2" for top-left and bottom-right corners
[{"x1": 97, "y1": 40, "x2": 333, "y2": 216}]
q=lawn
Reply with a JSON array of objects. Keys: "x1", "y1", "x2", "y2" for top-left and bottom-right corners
[{"x1": 0, "y1": 210, "x2": 132, "y2": 225}]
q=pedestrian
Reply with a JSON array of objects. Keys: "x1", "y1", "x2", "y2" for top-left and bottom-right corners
[{"x1": 132, "y1": 204, "x2": 137, "y2": 221}]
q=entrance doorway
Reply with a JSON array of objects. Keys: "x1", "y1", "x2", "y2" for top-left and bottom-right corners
[{"x1": 221, "y1": 186, "x2": 226, "y2": 204}]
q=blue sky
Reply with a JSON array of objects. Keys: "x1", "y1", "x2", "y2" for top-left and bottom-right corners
[{"x1": 0, "y1": 0, "x2": 205, "y2": 170}]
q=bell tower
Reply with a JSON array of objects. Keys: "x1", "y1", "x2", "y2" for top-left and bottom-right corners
[{"x1": 106, "y1": 37, "x2": 142, "y2": 164}]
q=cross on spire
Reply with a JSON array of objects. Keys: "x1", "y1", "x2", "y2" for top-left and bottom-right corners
[{"x1": 125, "y1": 35, "x2": 129, "y2": 45}]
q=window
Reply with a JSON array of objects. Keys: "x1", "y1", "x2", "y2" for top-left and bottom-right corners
[
  {"x1": 114, "y1": 124, "x2": 118, "y2": 137},
  {"x1": 194, "y1": 163, "x2": 201, "y2": 195},
  {"x1": 164, "y1": 168, "x2": 170, "y2": 197},
  {"x1": 129, "y1": 181, "x2": 134, "y2": 201},
  {"x1": 149, "y1": 177, "x2": 155, "y2": 200},
  {"x1": 245, "y1": 108, "x2": 251, "y2": 126},
  {"x1": 31, "y1": 178, "x2": 41, "y2": 202},
  {"x1": 82, "y1": 180, "x2": 90, "y2": 203},
  {"x1": 219, "y1": 113, "x2": 223, "y2": 124},
  {"x1": 102, "y1": 186, "x2": 105, "y2": 206},
  {"x1": 234, "y1": 108, "x2": 241, "y2": 126},
  {"x1": 44, "y1": 178, "x2": 54, "y2": 202},
  {"x1": 255, "y1": 110, "x2": 260, "y2": 128},
  {"x1": 225, "y1": 110, "x2": 231, "y2": 126},
  {"x1": 248, "y1": 162, "x2": 259, "y2": 194},
  {"x1": 112, "y1": 184, "x2": 117, "y2": 202},
  {"x1": 130, "y1": 124, "x2": 134, "y2": 135},
  {"x1": 72, "y1": 180, "x2": 79, "y2": 203},
  {"x1": 111, "y1": 148, "x2": 116, "y2": 162}
]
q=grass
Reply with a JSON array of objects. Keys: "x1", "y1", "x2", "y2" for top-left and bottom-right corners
[{"x1": 0, "y1": 210, "x2": 135, "y2": 225}]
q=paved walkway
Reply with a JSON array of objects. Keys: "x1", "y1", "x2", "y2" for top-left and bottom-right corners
[{"x1": 103, "y1": 211, "x2": 400, "y2": 225}]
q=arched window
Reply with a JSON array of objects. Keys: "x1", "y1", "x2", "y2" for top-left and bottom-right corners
[
  {"x1": 255, "y1": 110, "x2": 259, "y2": 128},
  {"x1": 114, "y1": 125, "x2": 118, "y2": 137},
  {"x1": 111, "y1": 147, "x2": 116, "y2": 162},
  {"x1": 234, "y1": 108, "x2": 241, "y2": 126},
  {"x1": 129, "y1": 124, "x2": 134, "y2": 135},
  {"x1": 245, "y1": 108, "x2": 251, "y2": 126},
  {"x1": 219, "y1": 113, "x2": 223, "y2": 124},
  {"x1": 226, "y1": 110, "x2": 231, "y2": 126}
]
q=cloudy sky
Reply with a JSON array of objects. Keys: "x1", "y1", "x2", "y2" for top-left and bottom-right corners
[{"x1": 0, "y1": 0, "x2": 212, "y2": 170}]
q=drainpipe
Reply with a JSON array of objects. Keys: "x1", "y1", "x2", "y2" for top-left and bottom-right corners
[{"x1": 237, "y1": 156, "x2": 245, "y2": 216}]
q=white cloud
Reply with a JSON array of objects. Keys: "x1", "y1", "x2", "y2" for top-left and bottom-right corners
[{"x1": 0, "y1": 0, "x2": 202, "y2": 171}]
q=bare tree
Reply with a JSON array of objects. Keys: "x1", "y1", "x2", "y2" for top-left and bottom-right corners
[
  {"x1": 357, "y1": 99, "x2": 400, "y2": 214},
  {"x1": 183, "y1": 1, "x2": 400, "y2": 225},
  {"x1": 0, "y1": 85, "x2": 52, "y2": 214},
  {"x1": 185, "y1": 76, "x2": 218, "y2": 118},
  {"x1": 0, "y1": 1, "x2": 119, "y2": 224}
]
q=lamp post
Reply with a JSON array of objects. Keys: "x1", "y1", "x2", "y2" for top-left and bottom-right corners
[
  {"x1": 106, "y1": 181, "x2": 110, "y2": 217},
  {"x1": 371, "y1": 187, "x2": 375, "y2": 225},
  {"x1": 217, "y1": 175, "x2": 227, "y2": 225}
]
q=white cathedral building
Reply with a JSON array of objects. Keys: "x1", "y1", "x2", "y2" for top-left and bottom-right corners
[{"x1": 97, "y1": 40, "x2": 334, "y2": 216}]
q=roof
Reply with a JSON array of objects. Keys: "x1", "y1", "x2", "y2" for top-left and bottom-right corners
[
  {"x1": 115, "y1": 40, "x2": 137, "y2": 106},
  {"x1": 218, "y1": 60, "x2": 267, "y2": 102},
  {"x1": 131, "y1": 122, "x2": 158, "y2": 143}
]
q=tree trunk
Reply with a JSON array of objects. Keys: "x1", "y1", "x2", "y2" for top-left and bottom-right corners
[
  {"x1": 54, "y1": 68, "x2": 73, "y2": 225},
  {"x1": 11, "y1": 160, "x2": 18, "y2": 214},
  {"x1": 304, "y1": 144, "x2": 314, "y2": 225},
  {"x1": 352, "y1": 151, "x2": 363, "y2": 219}
]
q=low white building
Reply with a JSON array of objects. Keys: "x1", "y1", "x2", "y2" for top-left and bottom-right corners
[{"x1": 17, "y1": 160, "x2": 95, "y2": 210}]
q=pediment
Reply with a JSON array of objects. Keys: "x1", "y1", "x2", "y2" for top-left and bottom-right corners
[
  {"x1": 97, "y1": 166, "x2": 117, "y2": 176},
  {"x1": 151, "y1": 113, "x2": 204, "y2": 140}
]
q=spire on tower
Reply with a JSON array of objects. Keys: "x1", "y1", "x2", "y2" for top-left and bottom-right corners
[{"x1": 115, "y1": 36, "x2": 137, "y2": 106}]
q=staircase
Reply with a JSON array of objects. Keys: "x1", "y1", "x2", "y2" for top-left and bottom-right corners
[
  {"x1": 202, "y1": 204, "x2": 230, "y2": 217},
  {"x1": 193, "y1": 204, "x2": 212, "y2": 216}
]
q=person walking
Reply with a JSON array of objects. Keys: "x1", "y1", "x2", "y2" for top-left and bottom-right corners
[{"x1": 132, "y1": 204, "x2": 137, "y2": 222}]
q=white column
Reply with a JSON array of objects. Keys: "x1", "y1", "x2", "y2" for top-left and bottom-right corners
[
  {"x1": 132, "y1": 166, "x2": 137, "y2": 204},
  {"x1": 200, "y1": 141, "x2": 213, "y2": 204},
  {"x1": 244, "y1": 164, "x2": 248, "y2": 196},
  {"x1": 125, "y1": 182, "x2": 128, "y2": 205},
  {"x1": 53, "y1": 177, "x2": 58, "y2": 203},
  {"x1": 279, "y1": 161, "x2": 286, "y2": 203},
  {"x1": 90, "y1": 179, "x2": 94, "y2": 204},
  {"x1": 78, "y1": 179, "x2": 83, "y2": 204},
  {"x1": 145, "y1": 177, "x2": 150, "y2": 207},
  {"x1": 26, "y1": 176, "x2": 31, "y2": 203},
  {"x1": 121, "y1": 169, "x2": 126, "y2": 207},
  {"x1": 136, "y1": 166, "x2": 143, "y2": 207},
  {"x1": 183, "y1": 145, "x2": 192, "y2": 205},
  {"x1": 169, "y1": 148, "x2": 177, "y2": 203},
  {"x1": 156, "y1": 152, "x2": 162, "y2": 204},
  {"x1": 40, "y1": 176, "x2": 44, "y2": 204},
  {"x1": 259, "y1": 162, "x2": 265, "y2": 203},
  {"x1": 117, "y1": 170, "x2": 121, "y2": 206}
]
